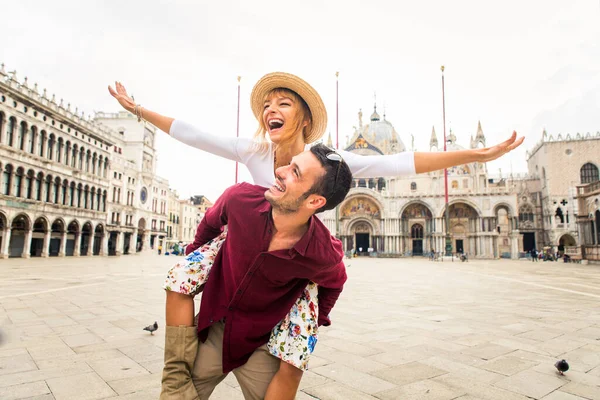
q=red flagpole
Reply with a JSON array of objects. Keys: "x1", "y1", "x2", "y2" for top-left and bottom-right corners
[
  {"x1": 441, "y1": 66, "x2": 450, "y2": 256},
  {"x1": 336, "y1": 71, "x2": 339, "y2": 149},
  {"x1": 235, "y1": 76, "x2": 241, "y2": 184}
]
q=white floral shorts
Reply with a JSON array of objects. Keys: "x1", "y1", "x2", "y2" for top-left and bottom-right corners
[{"x1": 162, "y1": 231, "x2": 319, "y2": 371}]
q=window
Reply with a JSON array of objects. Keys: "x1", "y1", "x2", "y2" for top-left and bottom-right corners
[
  {"x1": 410, "y1": 182, "x2": 417, "y2": 191},
  {"x1": 451, "y1": 180, "x2": 458, "y2": 189},
  {"x1": 580, "y1": 163, "x2": 599, "y2": 184}
]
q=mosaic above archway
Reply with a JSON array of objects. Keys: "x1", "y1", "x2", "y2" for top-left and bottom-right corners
[
  {"x1": 449, "y1": 203, "x2": 478, "y2": 218},
  {"x1": 342, "y1": 197, "x2": 381, "y2": 218},
  {"x1": 402, "y1": 203, "x2": 433, "y2": 219}
]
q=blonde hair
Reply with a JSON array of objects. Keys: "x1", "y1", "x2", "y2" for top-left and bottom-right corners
[{"x1": 252, "y1": 88, "x2": 312, "y2": 154}]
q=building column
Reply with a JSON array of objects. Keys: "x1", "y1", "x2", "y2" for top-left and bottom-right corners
[
  {"x1": 0, "y1": 229, "x2": 11, "y2": 259},
  {"x1": 74, "y1": 233, "x2": 81, "y2": 256},
  {"x1": 115, "y1": 232, "x2": 123, "y2": 256},
  {"x1": 21, "y1": 229, "x2": 32, "y2": 259},
  {"x1": 41, "y1": 230, "x2": 51, "y2": 257},
  {"x1": 510, "y1": 232, "x2": 519, "y2": 260},
  {"x1": 101, "y1": 233, "x2": 109, "y2": 256},
  {"x1": 59, "y1": 231, "x2": 67, "y2": 257},
  {"x1": 132, "y1": 229, "x2": 139, "y2": 253},
  {"x1": 87, "y1": 235, "x2": 95, "y2": 256}
]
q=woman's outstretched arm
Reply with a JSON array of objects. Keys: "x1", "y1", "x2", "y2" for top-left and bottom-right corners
[
  {"x1": 108, "y1": 82, "x2": 174, "y2": 134},
  {"x1": 414, "y1": 131, "x2": 524, "y2": 174},
  {"x1": 341, "y1": 131, "x2": 524, "y2": 178},
  {"x1": 108, "y1": 81, "x2": 246, "y2": 162}
]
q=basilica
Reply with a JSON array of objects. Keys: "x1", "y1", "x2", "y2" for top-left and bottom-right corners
[{"x1": 322, "y1": 106, "x2": 600, "y2": 261}]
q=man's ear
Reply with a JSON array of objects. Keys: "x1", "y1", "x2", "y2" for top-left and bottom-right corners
[{"x1": 305, "y1": 194, "x2": 326, "y2": 211}]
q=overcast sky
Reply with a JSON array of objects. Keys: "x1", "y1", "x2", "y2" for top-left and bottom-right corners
[{"x1": 4, "y1": 0, "x2": 599, "y2": 202}]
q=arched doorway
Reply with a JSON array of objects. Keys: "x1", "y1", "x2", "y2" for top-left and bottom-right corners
[
  {"x1": 66, "y1": 221, "x2": 79, "y2": 256},
  {"x1": 31, "y1": 217, "x2": 48, "y2": 257},
  {"x1": 353, "y1": 222, "x2": 371, "y2": 255},
  {"x1": 401, "y1": 203, "x2": 433, "y2": 254},
  {"x1": 558, "y1": 234, "x2": 576, "y2": 256},
  {"x1": 93, "y1": 225, "x2": 104, "y2": 255},
  {"x1": 136, "y1": 218, "x2": 146, "y2": 252},
  {"x1": 9, "y1": 214, "x2": 30, "y2": 257},
  {"x1": 50, "y1": 219, "x2": 65, "y2": 257},
  {"x1": 448, "y1": 202, "x2": 479, "y2": 256},
  {"x1": 80, "y1": 222, "x2": 92, "y2": 255},
  {"x1": 411, "y1": 223, "x2": 424, "y2": 255}
]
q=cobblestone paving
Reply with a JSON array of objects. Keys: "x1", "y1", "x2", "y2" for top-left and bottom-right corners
[{"x1": 0, "y1": 254, "x2": 599, "y2": 399}]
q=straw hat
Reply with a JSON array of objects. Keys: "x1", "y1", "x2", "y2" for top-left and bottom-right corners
[{"x1": 250, "y1": 72, "x2": 327, "y2": 144}]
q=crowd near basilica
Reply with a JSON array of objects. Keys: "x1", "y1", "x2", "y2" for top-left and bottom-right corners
[{"x1": 1, "y1": 64, "x2": 599, "y2": 262}]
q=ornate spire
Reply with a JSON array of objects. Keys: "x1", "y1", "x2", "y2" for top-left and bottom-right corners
[
  {"x1": 326, "y1": 132, "x2": 333, "y2": 148},
  {"x1": 473, "y1": 120, "x2": 486, "y2": 147},
  {"x1": 370, "y1": 99, "x2": 380, "y2": 122},
  {"x1": 430, "y1": 126, "x2": 438, "y2": 149}
]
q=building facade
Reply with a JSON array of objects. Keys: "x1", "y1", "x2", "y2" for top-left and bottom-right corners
[
  {"x1": 0, "y1": 65, "x2": 182, "y2": 258},
  {"x1": 322, "y1": 109, "x2": 520, "y2": 259}
]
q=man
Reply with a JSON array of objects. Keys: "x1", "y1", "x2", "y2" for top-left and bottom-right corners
[{"x1": 188, "y1": 144, "x2": 352, "y2": 399}]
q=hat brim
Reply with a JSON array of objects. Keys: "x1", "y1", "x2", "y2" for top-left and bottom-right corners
[{"x1": 250, "y1": 72, "x2": 327, "y2": 144}]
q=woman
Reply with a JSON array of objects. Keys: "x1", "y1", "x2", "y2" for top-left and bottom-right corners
[{"x1": 109, "y1": 72, "x2": 523, "y2": 400}]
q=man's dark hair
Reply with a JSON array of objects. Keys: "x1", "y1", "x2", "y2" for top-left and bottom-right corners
[{"x1": 305, "y1": 143, "x2": 353, "y2": 213}]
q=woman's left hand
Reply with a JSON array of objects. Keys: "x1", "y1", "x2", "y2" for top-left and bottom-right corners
[{"x1": 477, "y1": 131, "x2": 524, "y2": 162}]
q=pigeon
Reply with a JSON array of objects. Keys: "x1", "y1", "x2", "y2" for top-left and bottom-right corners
[
  {"x1": 554, "y1": 359, "x2": 569, "y2": 375},
  {"x1": 143, "y1": 321, "x2": 158, "y2": 335}
]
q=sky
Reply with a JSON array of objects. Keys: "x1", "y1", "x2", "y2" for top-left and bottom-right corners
[{"x1": 3, "y1": 0, "x2": 599, "y2": 202}]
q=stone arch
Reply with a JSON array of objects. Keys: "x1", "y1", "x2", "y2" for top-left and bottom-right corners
[
  {"x1": 14, "y1": 166, "x2": 25, "y2": 197},
  {"x1": 50, "y1": 218, "x2": 66, "y2": 257},
  {"x1": 28, "y1": 125, "x2": 37, "y2": 154},
  {"x1": 25, "y1": 169, "x2": 35, "y2": 199},
  {"x1": 347, "y1": 218, "x2": 377, "y2": 255},
  {"x1": 7, "y1": 116, "x2": 16, "y2": 146},
  {"x1": 18, "y1": 120, "x2": 27, "y2": 150},
  {"x1": 66, "y1": 220, "x2": 80, "y2": 256},
  {"x1": 9, "y1": 213, "x2": 32, "y2": 258},
  {"x1": 80, "y1": 221, "x2": 93, "y2": 256},
  {"x1": 558, "y1": 233, "x2": 576, "y2": 247},
  {"x1": 56, "y1": 137, "x2": 64, "y2": 163},
  {"x1": 438, "y1": 199, "x2": 481, "y2": 219},
  {"x1": 2, "y1": 163, "x2": 13, "y2": 195},
  {"x1": 93, "y1": 224, "x2": 104, "y2": 255},
  {"x1": 47, "y1": 133, "x2": 56, "y2": 160},
  {"x1": 580, "y1": 162, "x2": 599, "y2": 184},
  {"x1": 493, "y1": 202, "x2": 516, "y2": 217},
  {"x1": 30, "y1": 216, "x2": 50, "y2": 257},
  {"x1": 35, "y1": 171, "x2": 44, "y2": 201}
]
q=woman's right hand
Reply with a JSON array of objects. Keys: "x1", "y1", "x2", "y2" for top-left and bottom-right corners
[{"x1": 108, "y1": 82, "x2": 136, "y2": 113}]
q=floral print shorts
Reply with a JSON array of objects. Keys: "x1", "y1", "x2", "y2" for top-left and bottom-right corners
[{"x1": 162, "y1": 231, "x2": 319, "y2": 371}]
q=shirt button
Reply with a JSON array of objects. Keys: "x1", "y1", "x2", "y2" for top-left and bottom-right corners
[
  {"x1": 209, "y1": 318, "x2": 213, "y2": 323},
  {"x1": 237, "y1": 289, "x2": 242, "y2": 294},
  {"x1": 228, "y1": 306, "x2": 234, "y2": 311}
]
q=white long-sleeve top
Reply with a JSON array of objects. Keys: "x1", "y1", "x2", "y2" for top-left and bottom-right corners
[{"x1": 170, "y1": 120, "x2": 416, "y2": 187}]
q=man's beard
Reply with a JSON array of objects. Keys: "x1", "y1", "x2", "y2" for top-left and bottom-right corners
[{"x1": 266, "y1": 195, "x2": 303, "y2": 214}]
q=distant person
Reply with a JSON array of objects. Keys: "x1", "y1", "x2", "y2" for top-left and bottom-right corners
[{"x1": 158, "y1": 245, "x2": 163, "y2": 255}]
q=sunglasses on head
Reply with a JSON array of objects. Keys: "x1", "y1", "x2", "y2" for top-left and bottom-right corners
[{"x1": 325, "y1": 150, "x2": 343, "y2": 200}]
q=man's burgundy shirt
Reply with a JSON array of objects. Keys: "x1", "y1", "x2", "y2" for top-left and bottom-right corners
[{"x1": 189, "y1": 183, "x2": 347, "y2": 372}]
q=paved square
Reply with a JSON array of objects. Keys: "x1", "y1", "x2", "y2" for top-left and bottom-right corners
[{"x1": 1, "y1": 255, "x2": 599, "y2": 399}]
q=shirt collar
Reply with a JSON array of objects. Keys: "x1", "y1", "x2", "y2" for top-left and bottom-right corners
[
  {"x1": 259, "y1": 198, "x2": 315, "y2": 258},
  {"x1": 293, "y1": 214, "x2": 315, "y2": 257}
]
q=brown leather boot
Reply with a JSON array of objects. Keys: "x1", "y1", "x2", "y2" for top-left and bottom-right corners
[{"x1": 159, "y1": 325, "x2": 200, "y2": 400}]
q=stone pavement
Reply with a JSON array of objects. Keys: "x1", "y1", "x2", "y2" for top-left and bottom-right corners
[{"x1": 0, "y1": 254, "x2": 599, "y2": 400}]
